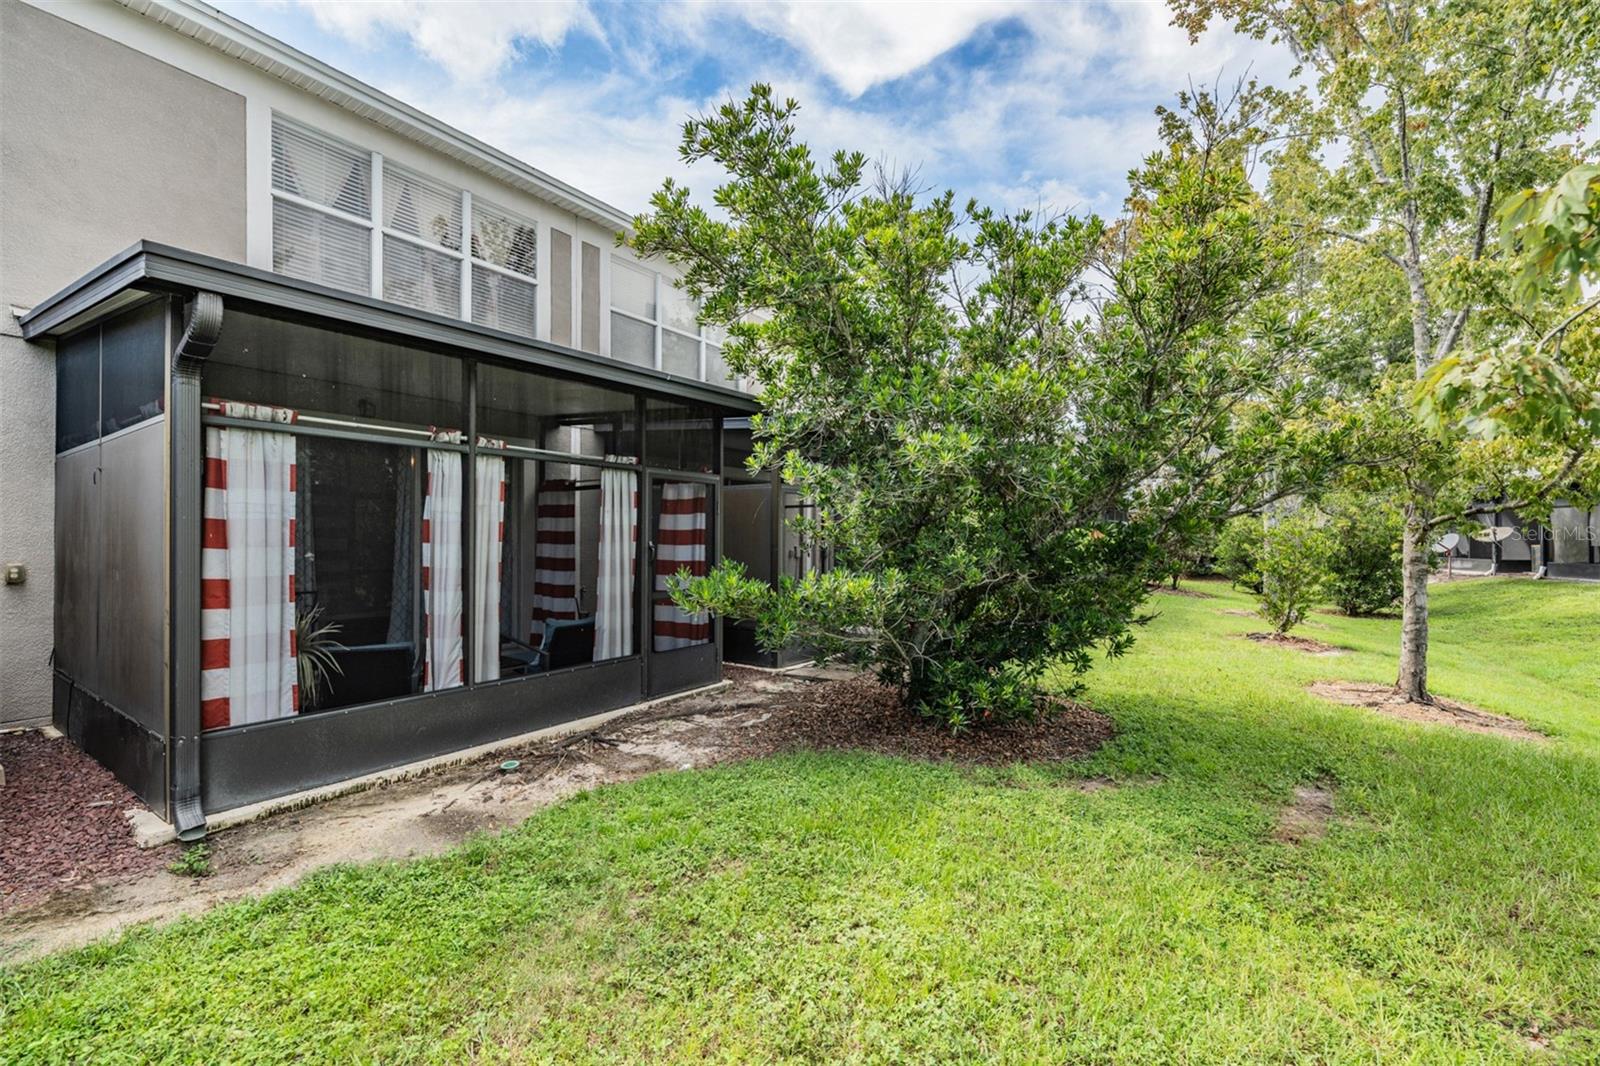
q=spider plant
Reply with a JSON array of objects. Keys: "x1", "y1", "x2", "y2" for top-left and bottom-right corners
[{"x1": 295, "y1": 605, "x2": 345, "y2": 711}]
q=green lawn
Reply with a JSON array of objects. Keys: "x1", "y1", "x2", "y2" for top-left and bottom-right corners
[{"x1": 3, "y1": 579, "x2": 1598, "y2": 1063}]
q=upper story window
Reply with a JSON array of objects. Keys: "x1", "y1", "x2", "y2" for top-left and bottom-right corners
[
  {"x1": 610, "y1": 256, "x2": 734, "y2": 387},
  {"x1": 271, "y1": 117, "x2": 373, "y2": 295},
  {"x1": 269, "y1": 114, "x2": 537, "y2": 337}
]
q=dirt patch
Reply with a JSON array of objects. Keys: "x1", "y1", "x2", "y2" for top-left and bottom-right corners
[
  {"x1": 1150, "y1": 585, "x2": 1216, "y2": 599},
  {"x1": 709, "y1": 668, "x2": 1115, "y2": 767},
  {"x1": 1243, "y1": 632, "x2": 1346, "y2": 656},
  {"x1": 1273, "y1": 783, "x2": 1337, "y2": 844},
  {"x1": 1307, "y1": 681, "x2": 1547, "y2": 742},
  {"x1": 0, "y1": 731, "x2": 176, "y2": 912},
  {"x1": 1221, "y1": 608, "x2": 1258, "y2": 618},
  {"x1": 0, "y1": 666, "x2": 1112, "y2": 962}
]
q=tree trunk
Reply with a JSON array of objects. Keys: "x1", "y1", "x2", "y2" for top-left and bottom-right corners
[{"x1": 1397, "y1": 512, "x2": 1432, "y2": 703}]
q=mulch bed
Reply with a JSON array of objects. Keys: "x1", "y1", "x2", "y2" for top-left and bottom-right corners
[
  {"x1": 716, "y1": 667, "x2": 1115, "y2": 766},
  {"x1": 1307, "y1": 681, "x2": 1547, "y2": 742},
  {"x1": 0, "y1": 731, "x2": 175, "y2": 911},
  {"x1": 1243, "y1": 632, "x2": 1345, "y2": 656}
]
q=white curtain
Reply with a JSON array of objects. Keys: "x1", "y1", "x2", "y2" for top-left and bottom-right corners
[
  {"x1": 472, "y1": 453, "x2": 507, "y2": 682},
  {"x1": 200, "y1": 424, "x2": 297, "y2": 729},
  {"x1": 423, "y1": 450, "x2": 463, "y2": 690},
  {"x1": 595, "y1": 459, "x2": 638, "y2": 659}
]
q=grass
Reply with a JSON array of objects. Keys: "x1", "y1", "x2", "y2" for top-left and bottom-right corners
[{"x1": 3, "y1": 578, "x2": 1598, "y2": 1063}]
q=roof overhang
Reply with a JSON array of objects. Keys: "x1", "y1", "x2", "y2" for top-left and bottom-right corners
[
  {"x1": 19, "y1": 242, "x2": 759, "y2": 414},
  {"x1": 112, "y1": 0, "x2": 636, "y2": 233}
]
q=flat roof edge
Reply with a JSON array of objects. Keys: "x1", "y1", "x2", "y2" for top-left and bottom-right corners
[{"x1": 19, "y1": 242, "x2": 758, "y2": 413}]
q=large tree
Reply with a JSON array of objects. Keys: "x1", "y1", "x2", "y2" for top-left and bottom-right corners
[
  {"x1": 1172, "y1": 0, "x2": 1600, "y2": 700},
  {"x1": 632, "y1": 86, "x2": 1332, "y2": 727}
]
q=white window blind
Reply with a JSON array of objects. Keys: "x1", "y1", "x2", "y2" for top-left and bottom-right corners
[
  {"x1": 471, "y1": 199, "x2": 537, "y2": 278},
  {"x1": 383, "y1": 235, "x2": 461, "y2": 317},
  {"x1": 383, "y1": 160, "x2": 463, "y2": 252},
  {"x1": 272, "y1": 116, "x2": 370, "y2": 216},
  {"x1": 470, "y1": 198, "x2": 537, "y2": 336},
  {"x1": 270, "y1": 116, "x2": 373, "y2": 294},
  {"x1": 273, "y1": 200, "x2": 371, "y2": 294}
]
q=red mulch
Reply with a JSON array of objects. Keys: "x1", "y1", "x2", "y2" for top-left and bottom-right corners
[
  {"x1": 719, "y1": 668, "x2": 1115, "y2": 766},
  {"x1": 0, "y1": 730, "x2": 175, "y2": 911}
]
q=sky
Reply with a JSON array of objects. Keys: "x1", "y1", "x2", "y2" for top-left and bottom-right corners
[{"x1": 218, "y1": 0, "x2": 1296, "y2": 221}]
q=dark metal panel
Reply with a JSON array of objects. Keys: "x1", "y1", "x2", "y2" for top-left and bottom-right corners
[
  {"x1": 21, "y1": 243, "x2": 758, "y2": 413},
  {"x1": 200, "y1": 658, "x2": 645, "y2": 812},
  {"x1": 647, "y1": 642, "x2": 721, "y2": 699},
  {"x1": 56, "y1": 672, "x2": 167, "y2": 813},
  {"x1": 1547, "y1": 563, "x2": 1600, "y2": 581},
  {"x1": 96, "y1": 419, "x2": 167, "y2": 733},
  {"x1": 53, "y1": 444, "x2": 101, "y2": 691}
]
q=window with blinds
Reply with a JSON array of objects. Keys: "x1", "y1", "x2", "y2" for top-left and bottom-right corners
[
  {"x1": 470, "y1": 198, "x2": 537, "y2": 336},
  {"x1": 271, "y1": 116, "x2": 372, "y2": 294},
  {"x1": 265, "y1": 116, "x2": 572, "y2": 347}
]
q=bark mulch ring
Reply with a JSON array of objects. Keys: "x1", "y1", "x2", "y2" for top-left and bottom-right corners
[
  {"x1": 691, "y1": 666, "x2": 1116, "y2": 767},
  {"x1": 1150, "y1": 585, "x2": 1216, "y2": 599},
  {"x1": 0, "y1": 730, "x2": 176, "y2": 912},
  {"x1": 1243, "y1": 632, "x2": 1346, "y2": 656},
  {"x1": 1307, "y1": 681, "x2": 1548, "y2": 742}
]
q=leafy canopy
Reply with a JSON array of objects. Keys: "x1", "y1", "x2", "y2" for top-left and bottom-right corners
[{"x1": 631, "y1": 86, "x2": 1331, "y2": 727}]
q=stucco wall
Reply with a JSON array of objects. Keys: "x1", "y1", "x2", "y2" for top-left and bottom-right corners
[{"x1": 0, "y1": 1, "x2": 246, "y2": 728}]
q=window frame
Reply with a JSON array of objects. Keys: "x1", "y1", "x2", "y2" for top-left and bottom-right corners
[
  {"x1": 610, "y1": 254, "x2": 716, "y2": 381},
  {"x1": 270, "y1": 113, "x2": 541, "y2": 336}
]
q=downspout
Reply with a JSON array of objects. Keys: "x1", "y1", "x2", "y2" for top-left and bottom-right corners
[{"x1": 169, "y1": 292, "x2": 225, "y2": 840}]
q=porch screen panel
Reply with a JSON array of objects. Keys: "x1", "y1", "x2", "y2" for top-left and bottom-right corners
[
  {"x1": 201, "y1": 413, "x2": 298, "y2": 731},
  {"x1": 472, "y1": 452, "x2": 508, "y2": 682},
  {"x1": 595, "y1": 460, "x2": 638, "y2": 659},
  {"x1": 423, "y1": 450, "x2": 465, "y2": 691},
  {"x1": 653, "y1": 481, "x2": 711, "y2": 651}
]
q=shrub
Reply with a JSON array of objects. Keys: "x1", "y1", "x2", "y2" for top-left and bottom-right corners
[
  {"x1": 1255, "y1": 515, "x2": 1331, "y2": 634},
  {"x1": 1320, "y1": 494, "x2": 1404, "y2": 615},
  {"x1": 1215, "y1": 515, "x2": 1266, "y2": 592}
]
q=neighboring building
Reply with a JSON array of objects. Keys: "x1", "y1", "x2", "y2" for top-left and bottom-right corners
[{"x1": 0, "y1": 0, "x2": 808, "y2": 834}]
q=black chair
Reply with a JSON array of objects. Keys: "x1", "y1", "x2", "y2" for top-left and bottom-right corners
[{"x1": 500, "y1": 617, "x2": 596, "y2": 676}]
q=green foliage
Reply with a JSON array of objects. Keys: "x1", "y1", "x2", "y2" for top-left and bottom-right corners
[
  {"x1": 294, "y1": 606, "x2": 344, "y2": 712},
  {"x1": 1500, "y1": 164, "x2": 1600, "y2": 304},
  {"x1": 638, "y1": 85, "x2": 1329, "y2": 727},
  {"x1": 1320, "y1": 493, "x2": 1405, "y2": 616},
  {"x1": 1254, "y1": 514, "x2": 1331, "y2": 634},
  {"x1": 166, "y1": 844, "x2": 212, "y2": 879},
  {"x1": 1214, "y1": 515, "x2": 1265, "y2": 592},
  {"x1": 7, "y1": 581, "x2": 1600, "y2": 1063}
]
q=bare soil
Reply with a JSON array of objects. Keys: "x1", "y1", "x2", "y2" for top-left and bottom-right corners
[
  {"x1": 1150, "y1": 585, "x2": 1216, "y2": 599},
  {"x1": 1244, "y1": 632, "x2": 1346, "y2": 656},
  {"x1": 1307, "y1": 681, "x2": 1547, "y2": 742},
  {"x1": 1274, "y1": 783, "x2": 1337, "y2": 844},
  {"x1": 0, "y1": 666, "x2": 1113, "y2": 963}
]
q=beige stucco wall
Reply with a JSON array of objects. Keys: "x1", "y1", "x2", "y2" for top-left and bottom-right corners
[{"x1": 0, "y1": 1, "x2": 246, "y2": 728}]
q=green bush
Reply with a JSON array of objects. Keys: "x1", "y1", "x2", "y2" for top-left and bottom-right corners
[
  {"x1": 1215, "y1": 516, "x2": 1266, "y2": 593},
  {"x1": 1255, "y1": 515, "x2": 1332, "y2": 634},
  {"x1": 1321, "y1": 495, "x2": 1404, "y2": 615}
]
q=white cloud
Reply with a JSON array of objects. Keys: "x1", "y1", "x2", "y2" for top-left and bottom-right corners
[
  {"x1": 295, "y1": 0, "x2": 597, "y2": 82},
  {"x1": 725, "y1": 1, "x2": 1030, "y2": 97}
]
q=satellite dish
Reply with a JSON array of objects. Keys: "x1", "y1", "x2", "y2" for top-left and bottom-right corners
[
  {"x1": 1433, "y1": 532, "x2": 1461, "y2": 553},
  {"x1": 1470, "y1": 525, "x2": 1517, "y2": 543}
]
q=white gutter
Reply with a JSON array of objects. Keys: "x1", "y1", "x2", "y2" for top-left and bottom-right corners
[{"x1": 112, "y1": 0, "x2": 637, "y2": 233}]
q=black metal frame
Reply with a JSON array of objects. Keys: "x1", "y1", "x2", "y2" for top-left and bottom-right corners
[{"x1": 28, "y1": 243, "x2": 753, "y2": 825}]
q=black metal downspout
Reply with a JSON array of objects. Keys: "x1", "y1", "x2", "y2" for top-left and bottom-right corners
[{"x1": 169, "y1": 292, "x2": 224, "y2": 840}]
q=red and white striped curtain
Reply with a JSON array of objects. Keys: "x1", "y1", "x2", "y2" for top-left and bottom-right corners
[
  {"x1": 471, "y1": 450, "x2": 507, "y2": 682},
  {"x1": 200, "y1": 412, "x2": 298, "y2": 730},
  {"x1": 422, "y1": 449, "x2": 464, "y2": 690},
  {"x1": 529, "y1": 478, "x2": 578, "y2": 642},
  {"x1": 595, "y1": 459, "x2": 638, "y2": 659},
  {"x1": 653, "y1": 481, "x2": 711, "y2": 651}
]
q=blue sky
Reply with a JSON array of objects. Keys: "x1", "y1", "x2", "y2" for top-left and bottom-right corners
[{"x1": 221, "y1": 1, "x2": 1291, "y2": 220}]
